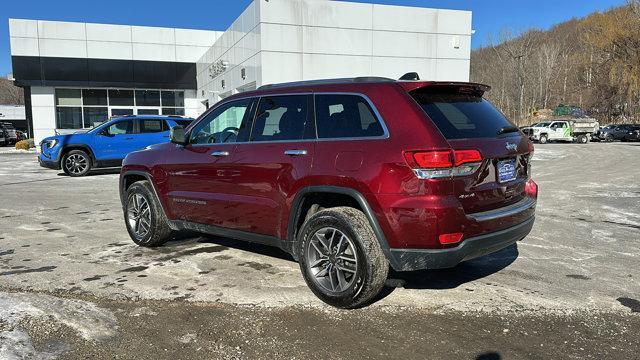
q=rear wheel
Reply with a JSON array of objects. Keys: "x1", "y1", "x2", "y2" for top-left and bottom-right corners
[
  {"x1": 62, "y1": 150, "x2": 92, "y2": 177},
  {"x1": 297, "y1": 207, "x2": 388, "y2": 309},
  {"x1": 124, "y1": 181, "x2": 172, "y2": 247},
  {"x1": 577, "y1": 134, "x2": 588, "y2": 144}
]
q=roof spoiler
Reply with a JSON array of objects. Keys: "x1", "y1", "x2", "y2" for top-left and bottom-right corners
[{"x1": 400, "y1": 81, "x2": 491, "y2": 96}]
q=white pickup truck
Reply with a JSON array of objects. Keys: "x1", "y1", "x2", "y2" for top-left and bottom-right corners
[{"x1": 522, "y1": 118, "x2": 600, "y2": 144}]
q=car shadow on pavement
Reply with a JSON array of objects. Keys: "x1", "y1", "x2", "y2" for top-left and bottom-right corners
[
  {"x1": 185, "y1": 234, "x2": 297, "y2": 263},
  {"x1": 56, "y1": 168, "x2": 121, "y2": 177},
  {"x1": 387, "y1": 243, "x2": 519, "y2": 290}
]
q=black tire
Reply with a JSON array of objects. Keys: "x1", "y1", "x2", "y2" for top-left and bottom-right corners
[
  {"x1": 577, "y1": 134, "x2": 588, "y2": 144},
  {"x1": 539, "y1": 134, "x2": 548, "y2": 144},
  {"x1": 124, "y1": 181, "x2": 172, "y2": 247},
  {"x1": 297, "y1": 207, "x2": 389, "y2": 309},
  {"x1": 61, "y1": 149, "x2": 92, "y2": 177}
]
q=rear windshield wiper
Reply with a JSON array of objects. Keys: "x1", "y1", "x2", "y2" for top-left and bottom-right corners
[{"x1": 497, "y1": 126, "x2": 520, "y2": 135}]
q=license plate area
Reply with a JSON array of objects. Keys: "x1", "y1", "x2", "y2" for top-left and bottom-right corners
[{"x1": 497, "y1": 158, "x2": 517, "y2": 183}]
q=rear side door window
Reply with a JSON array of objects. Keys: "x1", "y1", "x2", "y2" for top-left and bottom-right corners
[
  {"x1": 251, "y1": 95, "x2": 312, "y2": 142},
  {"x1": 139, "y1": 119, "x2": 167, "y2": 133},
  {"x1": 314, "y1": 94, "x2": 385, "y2": 138}
]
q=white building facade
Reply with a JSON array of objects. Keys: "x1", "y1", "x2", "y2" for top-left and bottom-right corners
[
  {"x1": 9, "y1": 0, "x2": 472, "y2": 143},
  {"x1": 197, "y1": 0, "x2": 472, "y2": 104}
]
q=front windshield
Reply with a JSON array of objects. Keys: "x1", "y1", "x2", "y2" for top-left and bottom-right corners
[{"x1": 87, "y1": 121, "x2": 107, "y2": 133}]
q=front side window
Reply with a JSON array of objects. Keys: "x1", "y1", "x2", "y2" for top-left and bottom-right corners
[
  {"x1": 315, "y1": 94, "x2": 384, "y2": 138},
  {"x1": 105, "y1": 121, "x2": 134, "y2": 135},
  {"x1": 190, "y1": 99, "x2": 251, "y2": 144},
  {"x1": 251, "y1": 96, "x2": 309, "y2": 142}
]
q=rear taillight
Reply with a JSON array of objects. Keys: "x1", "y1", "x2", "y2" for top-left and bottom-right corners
[
  {"x1": 525, "y1": 179, "x2": 538, "y2": 198},
  {"x1": 404, "y1": 149, "x2": 483, "y2": 179},
  {"x1": 453, "y1": 149, "x2": 483, "y2": 166}
]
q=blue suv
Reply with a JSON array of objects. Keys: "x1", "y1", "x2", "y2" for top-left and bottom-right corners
[{"x1": 39, "y1": 115, "x2": 193, "y2": 176}]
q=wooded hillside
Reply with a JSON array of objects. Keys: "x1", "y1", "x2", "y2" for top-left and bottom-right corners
[
  {"x1": 471, "y1": 0, "x2": 640, "y2": 125},
  {"x1": 0, "y1": 78, "x2": 24, "y2": 105}
]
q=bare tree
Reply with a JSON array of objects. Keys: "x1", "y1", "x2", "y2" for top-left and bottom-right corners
[
  {"x1": 490, "y1": 29, "x2": 538, "y2": 123},
  {"x1": 0, "y1": 78, "x2": 24, "y2": 105}
]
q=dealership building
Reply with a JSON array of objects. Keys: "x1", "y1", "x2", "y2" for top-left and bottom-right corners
[{"x1": 8, "y1": 0, "x2": 472, "y2": 143}]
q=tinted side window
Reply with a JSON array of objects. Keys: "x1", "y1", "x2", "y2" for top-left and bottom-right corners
[
  {"x1": 190, "y1": 99, "x2": 251, "y2": 144},
  {"x1": 315, "y1": 94, "x2": 384, "y2": 138},
  {"x1": 252, "y1": 96, "x2": 308, "y2": 142},
  {"x1": 139, "y1": 119, "x2": 166, "y2": 133},
  {"x1": 106, "y1": 121, "x2": 134, "y2": 135}
]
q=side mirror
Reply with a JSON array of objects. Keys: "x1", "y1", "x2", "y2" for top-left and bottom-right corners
[{"x1": 170, "y1": 125, "x2": 187, "y2": 145}]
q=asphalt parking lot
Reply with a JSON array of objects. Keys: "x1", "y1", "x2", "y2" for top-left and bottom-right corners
[{"x1": 1, "y1": 143, "x2": 639, "y2": 359}]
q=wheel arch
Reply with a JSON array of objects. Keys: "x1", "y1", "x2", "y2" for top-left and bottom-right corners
[
  {"x1": 119, "y1": 170, "x2": 170, "y2": 224},
  {"x1": 287, "y1": 186, "x2": 398, "y2": 269},
  {"x1": 59, "y1": 144, "x2": 97, "y2": 167}
]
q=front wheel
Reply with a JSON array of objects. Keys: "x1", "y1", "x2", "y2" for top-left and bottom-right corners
[
  {"x1": 124, "y1": 181, "x2": 173, "y2": 247},
  {"x1": 297, "y1": 207, "x2": 389, "y2": 309},
  {"x1": 62, "y1": 150, "x2": 92, "y2": 177},
  {"x1": 539, "y1": 134, "x2": 548, "y2": 144}
]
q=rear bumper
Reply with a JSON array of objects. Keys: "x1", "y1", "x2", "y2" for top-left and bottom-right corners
[{"x1": 388, "y1": 216, "x2": 535, "y2": 271}]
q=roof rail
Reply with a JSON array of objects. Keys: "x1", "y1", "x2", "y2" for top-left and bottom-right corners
[{"x1": 258, "y1": 77, "x2": 395, "y2": 90}]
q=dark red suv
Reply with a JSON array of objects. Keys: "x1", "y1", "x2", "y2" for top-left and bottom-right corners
[{"x1": 119, "y1": 77, "x2": 537, "y2": 308}]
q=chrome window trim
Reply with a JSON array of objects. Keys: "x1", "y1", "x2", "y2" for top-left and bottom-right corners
[{"x1": 187, "y1": 92, "x2": 390, "y2": 147}]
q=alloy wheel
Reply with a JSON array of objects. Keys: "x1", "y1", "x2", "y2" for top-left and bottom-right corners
[
  {"x1": 127, "y1": 194, "x2": 151, "y2": 239},
  {"x1": 306, "y1": 227, "x2": 358, "y2": 293},
  {"x1": 64, "y1": 154, "x2": 88, "y2": 175}
]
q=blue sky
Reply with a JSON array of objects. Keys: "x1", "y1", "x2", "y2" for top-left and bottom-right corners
[{"x1": 0, "y1": 0, "x2": 625, "y2": 76}]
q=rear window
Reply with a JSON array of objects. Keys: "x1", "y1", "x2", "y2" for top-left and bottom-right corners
[{"x1": 410, "y1": 88, "x2": 513, "y2": 139}]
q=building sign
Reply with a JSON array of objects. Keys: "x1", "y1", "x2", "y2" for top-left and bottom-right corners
[{"x1": 209, "y1": 60, "x2": 229, "y2": 79}]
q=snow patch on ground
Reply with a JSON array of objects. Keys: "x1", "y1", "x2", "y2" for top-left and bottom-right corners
[
  {"x1": 532, "y1": 147, "x2": 567, "y2": 161},
  {"x1": 0, "y1": 148, "x2": 37, "y2": 155},
  {"x1": 0, "y1": 292, "x2": 118, "y2": 359}
]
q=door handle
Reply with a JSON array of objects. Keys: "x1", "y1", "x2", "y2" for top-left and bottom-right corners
[
  {"x1": 211, "y1": 151, "x2": 230, "y2": 157},
  {"x1": 284, "y1": 149, "x2": 307, "y2": 156}
]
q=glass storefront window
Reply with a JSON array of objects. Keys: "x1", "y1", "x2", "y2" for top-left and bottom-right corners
[
  {"x1": 82, "y1": 89, "x2": 107, "y2": 106},
  {"x1": 162, "y1": 107, "x2": 186, "y2": 116},
  {"x1": 135, "y1": 90, "x2": 160, "y2": 106},
  {"x1": 83, "y1": 107, "x2": 108, "y2": 128},
  {"x1": 56, "y1": 107, "x2": 83, "y2": 129},
  {"x1": 55, "y1": 89, "x2": 82, "y2": 106},
  {"x1": 138, "y1": 109, "x2": 160, "y2": 115},
  {"x1": 54, "y1": 88, "x2": 186, "y2": 129},
  {"x1": 112, "y1": 108, "x2": 134, "y2": 116},
  {"x1": 109, "y1": 90, "x2": 134, "y2": 106},
  {"x1": 161, "y1": 91, "x2": 185, "y2": 107}
]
